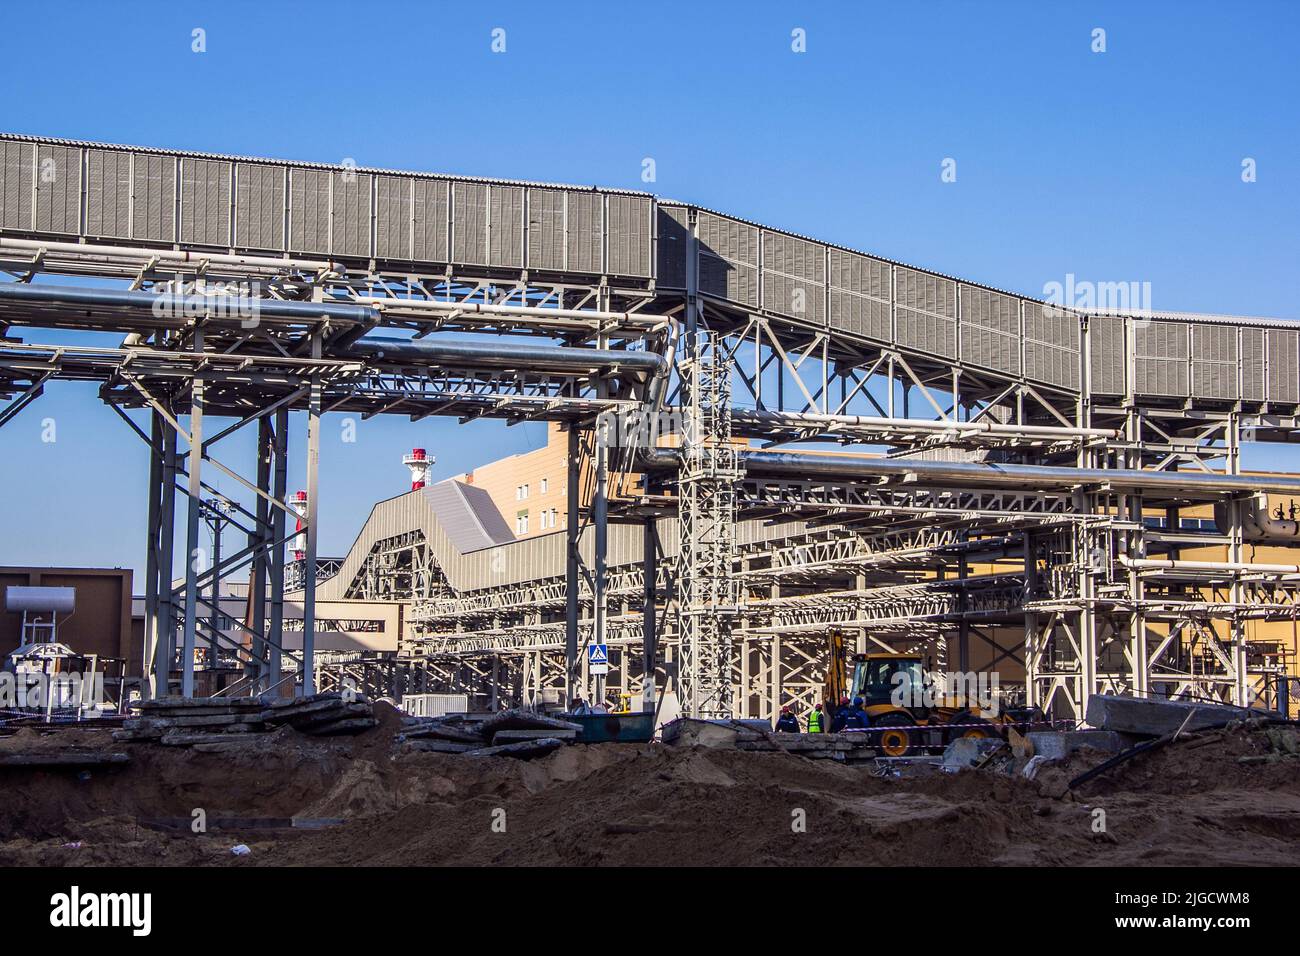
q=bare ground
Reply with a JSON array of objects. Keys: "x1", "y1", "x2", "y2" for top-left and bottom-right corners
[{"x1": 2, "y1": 707, "x2": 1297, "y2": 867}]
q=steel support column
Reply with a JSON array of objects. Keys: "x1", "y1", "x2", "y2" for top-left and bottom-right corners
[{"x1": 180, "y1": 330, "x2": 205, "y2": 698}]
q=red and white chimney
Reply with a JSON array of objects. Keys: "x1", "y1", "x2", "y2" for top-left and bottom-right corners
[
  {"x1": 290, "y1": 490, "x2": 308, "y2": 561},
  {"x1": 403, "y1": 448, "x2": 434, "y2": 490}
]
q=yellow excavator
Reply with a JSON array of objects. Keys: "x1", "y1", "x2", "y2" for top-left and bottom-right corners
[{"x1": 822, "y1": 630, "x2": 1035, "y2": 756}]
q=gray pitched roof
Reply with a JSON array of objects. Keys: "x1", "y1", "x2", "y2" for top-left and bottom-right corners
[{"x1": 422, "y1": 480, "x2": 514, "y2": 554}]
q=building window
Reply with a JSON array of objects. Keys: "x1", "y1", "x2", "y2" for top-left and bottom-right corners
[
  {"x1": 516, "y1": 511, "x2": 529, "y2": 535},
  {"x1": 541, "y1": 478, "x2": 549, "y2": 495}
]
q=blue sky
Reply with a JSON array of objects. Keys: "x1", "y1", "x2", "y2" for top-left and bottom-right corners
[{"x1": 0, "y1": 0, "x2": 1297, "y2": 579}]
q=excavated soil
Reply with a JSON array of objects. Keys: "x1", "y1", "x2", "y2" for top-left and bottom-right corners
[{"x1": 2, "y1": 708, "x2": 1297, "y2": 866}]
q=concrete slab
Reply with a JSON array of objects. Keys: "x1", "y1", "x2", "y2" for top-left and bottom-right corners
[
  {"x1": 1085, "y1": 694, "x2": 1255, "y2": 737},
  {"x1": 1026, "y1": 730, "x2": 1125, "y2": 760}
]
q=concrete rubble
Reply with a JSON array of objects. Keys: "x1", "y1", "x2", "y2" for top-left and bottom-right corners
[
  {"x1": 397, "y1": 708, "x2": 584, "y2": 758},
  {"x1": 112, "y1": 692, "x2": 378, "y2": 746},
  {"x1": 661, "y1": 718, "x2": 877, "y2": 762}
]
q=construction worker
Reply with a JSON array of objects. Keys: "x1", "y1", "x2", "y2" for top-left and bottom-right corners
[
  {"x1": 775, "y1": 705, "x2": 800, "y2": 733},
  {"x1": 842, "y1": 697, "x2": 868, "y2": 730},
  {"x1": 830, "y1": 695, "x2": 852, "y2": 732},
  {"x1": 807, "y1": 702, "x2": 826, "y2": 734}
]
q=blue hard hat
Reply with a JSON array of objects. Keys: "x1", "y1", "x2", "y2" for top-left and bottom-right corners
[{"x1": 853, "y1": 696, "x2": 864, "y2": 706}]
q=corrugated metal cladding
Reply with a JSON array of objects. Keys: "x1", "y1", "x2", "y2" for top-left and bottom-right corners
[
  {"x1": 35, "y1": 145, "x2": 80, "y2": 235},
  {"x1": 566, "y1": 191, "x2": 602, "y2": 274},
  {"x1": 895, "y1": 267, "x2": 956, "y2": 359},
  {"x1": 828, "y1": 248, "x2": 891, "y2": 343},
  {"x1": 289, "y1": 168, "x2": 330, "y2": 254},
  {"x1": 235, "y1": 164, "x2": 284, "y2": 251},
  {"x1": 0, "y1": 141, "x2": 32, "y2": 230},
  {"x1": 412, "y1": 179, "x2": 449, "y2": 262},
  {"x1": 8, "y1": 135, "x2": 1300, "y2": 411},
  {"x1": 179, "y1": 158, "x2": 231, "y2": 246},
  {"x1": 1268, "y1": 328, "x2": 1300, "y2": 404},
  {"x1": 1191, "y1": 323, "x2": 1239, "y2": 401},
  {"x1": 763, "y1": 231, "x2": 825, "y2": 325},
  {"x1": 489, "y1": 185, "x2": 524, "y2": 268},
  {"x1": 1088, "y1": 315, "x2": 1126, "y2": 395},
  {"x1": 1134, "y1": 321, "x2": 1190, "y2": 398},
  {"x1": 1241, "y1": 328, "x2": 1266, "y2": 402},
  {"x1": 86, "y1": 149, "x2": 131, "y2": 238},
  {"x1": 1023, "y1": 302, "x2": 1081, "y2": 389},
  {"x1": 607, "y1": 194, "x2": 651, "y2": 277},
  {"x1": 656, "y1": 205, "x2": 689, "y2": 289},
  {"x1": 452, "y1": 181, "x2": 487, "y2": 265},
  {"x1": 131, "y1": 153, "x2": 175, "y2": 243},
  {"x1": 527, "y1": 188, "x2": 565, "y2": 271},
  {"x1": 698, "y1": 211, "x2": 758, "y2": 307},
  {"x1": 959, "y1": 285, "x2": 1021, "y2": 376},
  {"x1": 331, "y1": 171, "x2": 372, "y2": 258},
  {"x1": 375, "y1": 175, "x2": 411, "y2": 260}
]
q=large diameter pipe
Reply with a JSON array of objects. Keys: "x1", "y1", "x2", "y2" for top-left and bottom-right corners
[
  {"x1": 1119, "y1": 555, "x2": 1300, "y2": 575},
  {"x1": 352, "y1": 335, "x2": 666, "y2": 375},
  {"x1": 732, "y1": 408, "x2": 1119, "y2": 441},
  {"x1": 640, "y1": 448, "x2": 1300, "y2": 497},
  {"x1": 0, "y1": 281, "x2": 376, "y2": 324},
  {"x1": 1214, "y1": 493, "x2": 1300, "y2": 542}
]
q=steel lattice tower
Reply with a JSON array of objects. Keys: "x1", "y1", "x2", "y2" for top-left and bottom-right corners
[{"x1": 677, "y1": 332, "x2": 743, "y2": 718}]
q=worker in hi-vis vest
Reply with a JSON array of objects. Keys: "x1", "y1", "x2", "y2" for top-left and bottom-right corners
[{"x1": 807, "y1": 702, "x2": 826, "y2": 733}]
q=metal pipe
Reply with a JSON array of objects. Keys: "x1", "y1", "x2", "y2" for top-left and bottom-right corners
[
  {"x1": 350, "y1": 295, "x2": 667, "y2": 326},
  {"x1": 352, "y1": 335, "x2": 665, "y2": 375},
  {"x1": 0, "y1": 282, "x2": 666, "y2": 375},
  {"x1": 732, "y1": 408, "x2": 1119, "y2": 440},
  {"x1": 1214, "y1": 493, "x2": 1300, "y2": 542},
  {"x1": 0, "y1": 236, "x2": 341, "y2": 273},
  {"x1": 640, "y1": 448, "x2": 1300, "y2": 497},
  {"x1": 1119, "y1": 555, "x2": 1300, "y2": 575},
  {"x1": 0, "y1": 281, "x2": 375, "y2": 324}
]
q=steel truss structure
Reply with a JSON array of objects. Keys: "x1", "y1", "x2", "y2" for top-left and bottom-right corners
[{"x1": 2, "y1": 133, "x2": 1300, "y2": 720}]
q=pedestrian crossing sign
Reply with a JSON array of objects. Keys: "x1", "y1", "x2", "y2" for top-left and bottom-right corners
[{"x1": 588, "y1": 643, "x2": 609, "y2": 675}]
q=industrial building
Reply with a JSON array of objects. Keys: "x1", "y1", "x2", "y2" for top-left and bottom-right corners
[{"x1": 2, "y1": 131, "x2": 1299, "y2": 725}]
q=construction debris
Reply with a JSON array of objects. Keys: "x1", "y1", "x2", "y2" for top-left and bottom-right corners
[
  {"x1": 397, "y1": 708, "x2": 583, "y2": 757},
  {"x1": 112, "y1": 693, "x2": 377, "y2": 746},
  {"x1": 1084, "y1": 693, "x2": 1257, "y2": 737},
  {"x1": 661, "y1": 718, "x2": 876, "y2": 762},
  {"x1": 464, "y1": 737, "x2": 567, "y2": 759},
  {"x1": 478, "y1": 708, "x2": 583, "y2": 739},
  {"x1": 1025, "y1": 730, "x2": 1125, "y2": 760}
]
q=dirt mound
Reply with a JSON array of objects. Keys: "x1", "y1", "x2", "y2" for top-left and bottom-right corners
[{"x1": 2, "y1": 721, "x2": 1298, "y2": 866}]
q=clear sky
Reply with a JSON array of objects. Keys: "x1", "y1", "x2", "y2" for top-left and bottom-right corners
[{"x1": 0, "y1": 0, "x2": 1297, "y2": 580}]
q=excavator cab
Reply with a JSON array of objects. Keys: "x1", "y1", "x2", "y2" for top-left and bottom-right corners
[{"x1": 849, "y1": 653, "x2": 931, "y2": 720}]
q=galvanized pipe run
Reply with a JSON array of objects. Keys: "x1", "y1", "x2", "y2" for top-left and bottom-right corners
[
  {"x1": 0, "y1": 281, "x2": 375, "y2": 325},
  {"x1": 0, "y1": 236, "x2": 342, "y2": 274},
  {"x1": 0, "y1": 282, "x2": 666, "y2": 375},
  {"x1": 641, "y1": 448, "x2": 1300, "y2": 497},
  {"x1": 352, "y1": 335, "x2": 665, "y2": 375},
  {"x1": 1119, "y1": 555, "x2": 1300, "y2": 575},
  {"x1": 732, "y1": 408, "x2": 1119, "y2": 441}
]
